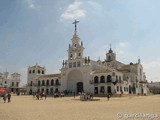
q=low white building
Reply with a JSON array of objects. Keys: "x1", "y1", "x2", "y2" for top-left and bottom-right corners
[
  {"x1": 27, "y1": 21, "x2": 148, "y2": 95},
  {"x1": 0, "y1": 72, "x2": 21, "y2": 92},
  {"x1": 148, "y1": 82, "x2": 160, "y2": 94}
]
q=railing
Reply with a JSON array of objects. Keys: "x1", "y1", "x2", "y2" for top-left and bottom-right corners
[
  {"x1": 28, "y1": 83, "x2": 61, "y2": 87},
  {"x1": 90, "y1": 80, "x2": 123, "y2": 84},
  {"x1": 55, "y1": 82, "x2": 61, "y2": 86}
]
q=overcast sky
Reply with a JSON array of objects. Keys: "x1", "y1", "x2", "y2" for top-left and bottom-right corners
[{"x1": 0, "y1": 0, "x2": 160, "y2": 86}]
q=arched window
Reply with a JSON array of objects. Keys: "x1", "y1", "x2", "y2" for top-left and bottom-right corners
[
  {"x1": 38, "y1": 80, "x2": 41, "y2": 86},
  {"x1": 70, "y1": 54, "x2": 72, "y2": 59},
  {"x1": 119, "y1": 76, "x2": 121, "y2": 83},
  {"x1": 12, "y1": 82, "x2": 14, "y2": 86},
  {"x1": 38, "y1": 70, "x2": 40, "y2": 74},
  {"x1": 30, "y1": 81, "x2": 32, "y2": 86},
  {"x1": 56, "y1": 79, "x2": 59, "y2": 85},
  {"x1": 107, "y1": 75, "x2": 112, "y2": 83},
  {"x1": 94, "y1": 76, "x2": 99, "y2": 83},
  {"x1": 33, "y1": 70, "x2": 35, "y2": 73},
  {"x1": 42, "y1": 71, "x2": 44, "y2": 74},
  {"x1": 42, "y1": 80, "x2": 45, "y2": 86},
  {"x1": 116, "y1": 75, "x2": 118, "y2": 81},
  {"x1": 117, "y1": 86, "x2": 119, "y2": 91},
  {"x1": 51, "y1": 79, "x2": 54, "y2": 86},
  {"x1": 100, "y1": 76, "x2": 105, "y2": 83},
  {"x1": 29, "y1": 70, "x2": 31, "y2": 74},
  {"x1": 46, "y1": 80, "x2": 49, "y2": 86}
]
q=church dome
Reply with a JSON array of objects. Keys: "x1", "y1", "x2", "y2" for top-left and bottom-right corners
[{"x1": 109, "y1": 48, "x2": 113, "y2": 53}]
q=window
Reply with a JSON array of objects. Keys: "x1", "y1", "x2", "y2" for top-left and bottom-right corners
[
  {"x1": 46, "y1": 80, "x2": 49, "y2": 86},
  {"x1": 100, "y1": 76, "x2": 105, "y2": 83},
  {"x1": 107, "y1": 75, "x2": 112, "y2": 82},
  {"x1": 38, "y1": 70, "x2": 40, "y2": 74},
  {"x1": 5, "y1": 81, "x2": 7, "y2": 84},
  {"x1": 77, "y1": 61, "x2": 81, "y2": 67},
  {"x1": 29, "y1": 70, "x2": 31, "y2": 74},
  {"x1": 117, "y1": 86, "x2": 119, "y2": 92},
  {"x1": 120, "y1": 86, "x2": 122, "y2": 91},
  {"x1": 119, "y1": 76, "x2": 121, "y2": 83},
  {"x1": 100, "y1": 86, "x2": 105, "y2": 93},
  {"x1": 16, "y1": 82, "x2": 19, "y2": 87},
  {"x1": 55, "y1": 79, "x2": 59, "y2": 85},
  {"x1": 94, "y1": 76, "x2": 99, "y2": 83},
  {"x1": 79, "y1": 53, "x2": 81, "y2": 57},
  {"x1": 69, "y1": 63, "x2": 72, "y2": 68},
  {"x1": 116, "y1": 75, "x2": 118, "y2": 81},
  {"x1": 70, "y1": 54, "x2": 72, "y2": 59},
  {"x1": 12, "y1": 82, "x2": 14, "y2": 86},
  {"x1": 38, "y1": 81, "x2": 41, "y2": 86},
  {"x1": 73, "y1": 62, "x2": 76, "y2": 67},
  {"x1": 30, "y1": 81, "x2": 32, "y2": 86},
  {"x1": 42, "y1": 80, "x2": 45, "y2": 86},
  {"x1": 42, "y1": 71, "x2": 44, "y2": 74},
  {"x1": 33, "y1": 70, "x2": 35, "y2": 73},
  {"x1": 126, "y1": 87, "x2": 128, "y2": 92},
  {"x1": 51, "y1": 79, "x2": 54, "y2": 86},
  {"x1": 74, "y1": 44, "x2": 77, "y2": 47}
]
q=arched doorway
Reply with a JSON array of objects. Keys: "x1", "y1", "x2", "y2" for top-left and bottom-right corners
[
  {"x1": 129, "y1": 85, "x2": 131, "y2": 94},
  {"x1": 67, "y1": 70, "x2": 83, "y2": 93},
  {"x1": 77, "y1": 82, "x2": 83, "y2": 93},
  {"x1": 107, "y1": 86, "x2": 111, "y2": 94}
]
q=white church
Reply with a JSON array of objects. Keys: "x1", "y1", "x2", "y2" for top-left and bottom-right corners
[{"x1": 27, "y1": 20, "x2": 148, "y2": 95}]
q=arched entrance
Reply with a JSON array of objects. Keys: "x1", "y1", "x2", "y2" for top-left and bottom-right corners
[
  {"x1": 77, "y1": 82, "x2": 83, "y2": 93},
  {"x1": 107, "y1": 86, "x2": 111, "y2": 94},
  {"x1": 67, "y1": 70, "x2": 83, "y2": 93},
  {"x1": 129, "y1": 85, "x2": 131, "y2": 94}
]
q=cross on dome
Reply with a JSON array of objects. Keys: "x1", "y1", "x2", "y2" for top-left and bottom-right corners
[{"x1": 72, "y1": 19, "x2": 79, "y2": 34}]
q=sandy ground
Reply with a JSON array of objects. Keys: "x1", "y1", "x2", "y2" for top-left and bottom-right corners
[{"x1": 0, "y1": 94, "x2": 160, "y2": 120}]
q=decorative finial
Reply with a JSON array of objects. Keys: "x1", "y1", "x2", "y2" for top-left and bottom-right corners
[
  {"x1": 138, "y1": 56, "x2": 141, "y2": 64},
  {"x1": 109, "y1": 43, "x2": 113, "y2": 53},
  {"x1": 110, "y1": 43, "x2": 112, "y2": 50},
  {"x1": 81, "y1": 41, "x2": 83, "y2": 46},
  {"x1": 72, "y1": 19, "x2": 79, "y2": 34}
]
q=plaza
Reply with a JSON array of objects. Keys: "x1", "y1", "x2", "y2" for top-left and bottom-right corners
[{"x1": 0, "y1": 95, "x2": 160, "y2": 120}]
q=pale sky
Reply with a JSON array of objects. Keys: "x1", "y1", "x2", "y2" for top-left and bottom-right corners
[{"x1": 0, "y1": 0, "x2": 160, "y2": 86}]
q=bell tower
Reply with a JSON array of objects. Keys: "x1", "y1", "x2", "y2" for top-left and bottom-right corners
[
  {"x1": 68, "y1": 20, "x2": 84, "y2": 60},
  {"x1": 106, "y1": 44, "x2": 116, "y2": 61}
]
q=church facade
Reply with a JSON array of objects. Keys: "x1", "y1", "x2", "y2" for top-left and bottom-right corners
[{"x1": 27, "y1": 21, "x2": 148, "y2": 95}]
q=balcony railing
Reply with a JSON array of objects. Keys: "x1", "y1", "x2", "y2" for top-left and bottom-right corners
[
  {"x1": 90, "y1": 80, "x2": 121, "y2": 84},
  {"x1": 55, "y1": 82, "x2": 61, "y2": 86},
  {"x1": 28, "y1": 83, "x2": 61, "y2": 87}
]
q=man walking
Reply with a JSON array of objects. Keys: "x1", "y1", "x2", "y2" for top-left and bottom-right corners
[
  {"x1": 3, "y1": 94, "x2": 7, "y2": 103},
  {"x1": 7, "y1": 92, "x2": 11, "y2": 102}
]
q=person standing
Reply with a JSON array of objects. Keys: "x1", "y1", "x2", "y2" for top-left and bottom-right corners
[
  {"x1": 107, "y1": 94, "x2": 110, "y2": 101},
  {"x1": 7, "y1": 93, "x2": 11, "y2": 102},
  {"x1": 3, "y1": 94, "x2": 7, "y2": 103}
]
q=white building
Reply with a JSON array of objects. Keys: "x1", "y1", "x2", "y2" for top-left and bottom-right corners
[
  {"x1": 148, "y1": 82, "x2": 160, "y2": 94},
  {"x1": 27, "y1": 21, "x2": 148, "y2": 95},
  {"x1": 0, "y1": 72, "x2": 21, "y2": 92}
]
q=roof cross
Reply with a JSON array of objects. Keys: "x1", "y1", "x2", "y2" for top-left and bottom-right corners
[{"x1": 72, "y1": 19, "x2": 79, "y2": 34}]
